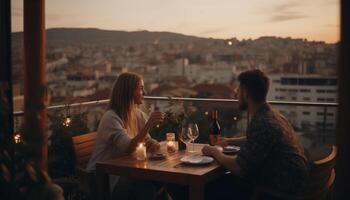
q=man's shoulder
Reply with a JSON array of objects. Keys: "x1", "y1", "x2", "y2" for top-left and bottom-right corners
[{"x1": 251, "y1": 109, "x2": 289, "y2": 134}]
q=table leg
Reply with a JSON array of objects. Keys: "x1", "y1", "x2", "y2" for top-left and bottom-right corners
[
  {"x1": 189, "y1": 182, "x2": 205, "y2": 200},
  {"x1": 96, "y1": 168, "x2": 110, "y2": 200}
]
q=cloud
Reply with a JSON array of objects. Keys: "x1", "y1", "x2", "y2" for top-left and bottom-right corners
[
  {"x1": 269, "y1": 12, "x2": 308, "y2": 22},
  {"x1": 264, "y1": 2, "x2": 309, "y2": 23}
]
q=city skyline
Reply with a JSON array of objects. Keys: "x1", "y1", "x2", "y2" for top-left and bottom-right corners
[{"x1": 11, "y1": 0, "x2": 339, "y2": 43}]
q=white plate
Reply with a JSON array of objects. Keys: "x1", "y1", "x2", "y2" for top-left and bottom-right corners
[
  {"x1": 180, "y1": 155, "x2": 214, "y2": 165},
  {"x1": 223, "y1": 145, "x2": 240, "y2": 154}
]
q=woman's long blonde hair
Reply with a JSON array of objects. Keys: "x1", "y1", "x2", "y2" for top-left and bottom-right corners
[{"x1": 108, "y1": 72, "x2": 141, "y2": 137}]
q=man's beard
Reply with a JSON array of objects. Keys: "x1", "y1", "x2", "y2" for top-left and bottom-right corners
[{"x1": 239, "y1": 100, "x2": 248, "y2": 111}]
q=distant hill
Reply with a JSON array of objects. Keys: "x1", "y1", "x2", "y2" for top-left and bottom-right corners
[
  {"x1": 12, "y1": 28, "x2": 207, "y2": 45},
  {"x1": 11, "y1": 28, "x2": 335, "y2": 47}
]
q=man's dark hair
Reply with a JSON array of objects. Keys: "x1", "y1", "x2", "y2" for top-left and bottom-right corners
[{"x1": 238, "y1": 69, "x2": 270, "y2": 103}]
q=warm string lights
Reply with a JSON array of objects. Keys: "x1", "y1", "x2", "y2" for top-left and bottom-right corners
[
  {"x1": 62, "y1": 104, "x2": 72, "y2": 127},
  {"x1": 14, "y1": 133, "x2": 21, "y2": 144},
  {"x1": 62, "y1": 116, "x2": 72, "y2": 127}
]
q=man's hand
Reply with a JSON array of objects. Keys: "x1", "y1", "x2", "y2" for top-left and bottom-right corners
[
  {"x1": 217, "y1": 137, "x2": 230, "y2": 147},
  {"x1": 202, "y1": 145, "x2": 222, "y2": 157},
  {"x1": 202, "y1": 145, "x2": 241, "y2": 175}
]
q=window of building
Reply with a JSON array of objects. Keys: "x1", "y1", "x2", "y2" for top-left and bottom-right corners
[
  {"x1": 303, "y1": 111, "x2": 310, "y2": 115},
  {"x1": 326, "y1": 90, "x2": 337, "y2": 93},
  {"x1": 317, "y1": 89, "x2": 326, "y2": 93},
  {"x1": 300, "y1": 89, "x2": 311, "y2": 93}
]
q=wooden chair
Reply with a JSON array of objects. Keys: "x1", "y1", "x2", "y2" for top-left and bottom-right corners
[
  {"x1": 251, "y1": 145, "x2": 337, "y2": 200},
  {"x1": 72, "y1": 132, "x2": 97, "y2": 200}
]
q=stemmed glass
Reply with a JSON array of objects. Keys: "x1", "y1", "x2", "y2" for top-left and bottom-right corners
[
  {"x1": 179, "y1": 126, "x2": 192, "y2": 152},
  {"x1": 188, "y1": 123, "x2": 199, "y2": 152}
]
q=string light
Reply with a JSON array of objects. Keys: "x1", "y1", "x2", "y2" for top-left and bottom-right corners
[
  {"x1": 233, "y1": 116, "x2": 238, "y2": 121},
  {"x1": 63, "y1": 116, "x2": 72, "y2": 127},
  {"x1": 14, "y1": 134, "x2": 21, "y2": 144},
  {"x1": 204, "y1": 111, "x2": 209, "y2": 116},
  {"x1": 62, "y1": 104, "x2": 72, "y2": 127}
]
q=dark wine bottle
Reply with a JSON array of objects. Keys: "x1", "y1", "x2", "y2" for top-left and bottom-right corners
[
  {"x1": 209, "y1": 110, "x2": 221, "y2": 145},
  {"x1": 176, "y1": 128, "x2": 186, "y2": 150}
]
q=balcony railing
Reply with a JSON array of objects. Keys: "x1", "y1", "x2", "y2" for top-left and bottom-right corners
[
  {"x1": 13, "y1": 96, "x2": 338, "y2": 140},
  {"x1": 12, "y1": 95, "x2": 338, "y2": 160},
  {"x1": 13, "y1": 96, "x2": 338, "y2": 117}
]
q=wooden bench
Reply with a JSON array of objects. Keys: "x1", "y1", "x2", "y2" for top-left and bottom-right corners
[
  {"x1": 72, "y1": 132, "x2": 97, "y2": 200},
  {"x1": 251, "y1": 145, "x2": 337, "y2": 200}
]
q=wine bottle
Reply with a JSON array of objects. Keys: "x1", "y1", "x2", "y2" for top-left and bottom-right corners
[
  {"x1": 209, "y1": 110, "x2": 221, "y2": 145},
  {"x1": 176, "y1": 127, "x2": 186, "y2": 150}
]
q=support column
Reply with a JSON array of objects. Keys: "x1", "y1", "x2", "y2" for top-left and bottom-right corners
[
  {"x1": 0, "y1": 0, "x2": 14, "y2": 155},
  {"x1": 335, "y1": 0, "x2": 350, "y2": 198},
  {"x1": 23, "y1": 0, "x2": 48, "y2": 170}
]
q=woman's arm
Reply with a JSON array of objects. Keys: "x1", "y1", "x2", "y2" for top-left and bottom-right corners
[{"x1": 127, "y1": 112, "x2": 165, "y2": 153}]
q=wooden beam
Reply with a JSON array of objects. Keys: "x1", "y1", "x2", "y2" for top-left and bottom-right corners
[
  {"x1": 23, "y1": 0, "x2": 48, "y2": 171},
  {"x1": 335, "y1": 0, "x2": 350, "y2": 198},
  {"x1": 0, "y1": 0, "x2": 14, "y2": 154}
]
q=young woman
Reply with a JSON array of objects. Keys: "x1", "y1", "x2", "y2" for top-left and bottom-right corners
[{"x1": 87, "y1": 72, "x2": 166, "y2": 199}]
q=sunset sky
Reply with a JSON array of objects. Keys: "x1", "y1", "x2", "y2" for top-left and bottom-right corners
[{"x1": 11, "y1": 0, "x2": 339, "y2": 43}]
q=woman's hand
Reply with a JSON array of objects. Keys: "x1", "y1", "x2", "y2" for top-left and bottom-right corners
[
  {"x1": 128, "y1": 112, "x2": 165, "y2": 154},
  {"x1": 145, "y1": 139, "x2": 160, "y2": 153},
  {"x1": 145, "y1": 112, "x2": 165, "y2": 129}
]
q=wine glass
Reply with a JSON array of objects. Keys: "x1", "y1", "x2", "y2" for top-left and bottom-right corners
[
  {"x1": 188, "y1": 123, "x2": 199, "y2": 152},
  {"x1": 179, "y1": 126, "x2": 192, "y2": 151}
]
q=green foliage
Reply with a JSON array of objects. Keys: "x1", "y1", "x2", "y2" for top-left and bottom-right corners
[{"x1": 48, "y1": 111, "x2": 89, "y2": 178}]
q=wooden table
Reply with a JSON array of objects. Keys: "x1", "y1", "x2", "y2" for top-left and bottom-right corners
[{"x1": 96, "y1": 143, "x2": 226, "y2": 200}]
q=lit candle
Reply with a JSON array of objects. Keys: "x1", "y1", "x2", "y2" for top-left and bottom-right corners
[
  {"x1": 166, "y1": 132, "x2": 176, "y2": 153},
  {"x1": 167, "y1": 141, "x2": 176, "y2": 153},
  {"x1": 136, "y1": 143, "x2": 147, "y2": 161}
]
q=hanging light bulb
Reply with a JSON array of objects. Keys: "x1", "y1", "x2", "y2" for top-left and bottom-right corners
[{"x1": 14, "y1": 133, "x2": 21, "y2": 144}]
